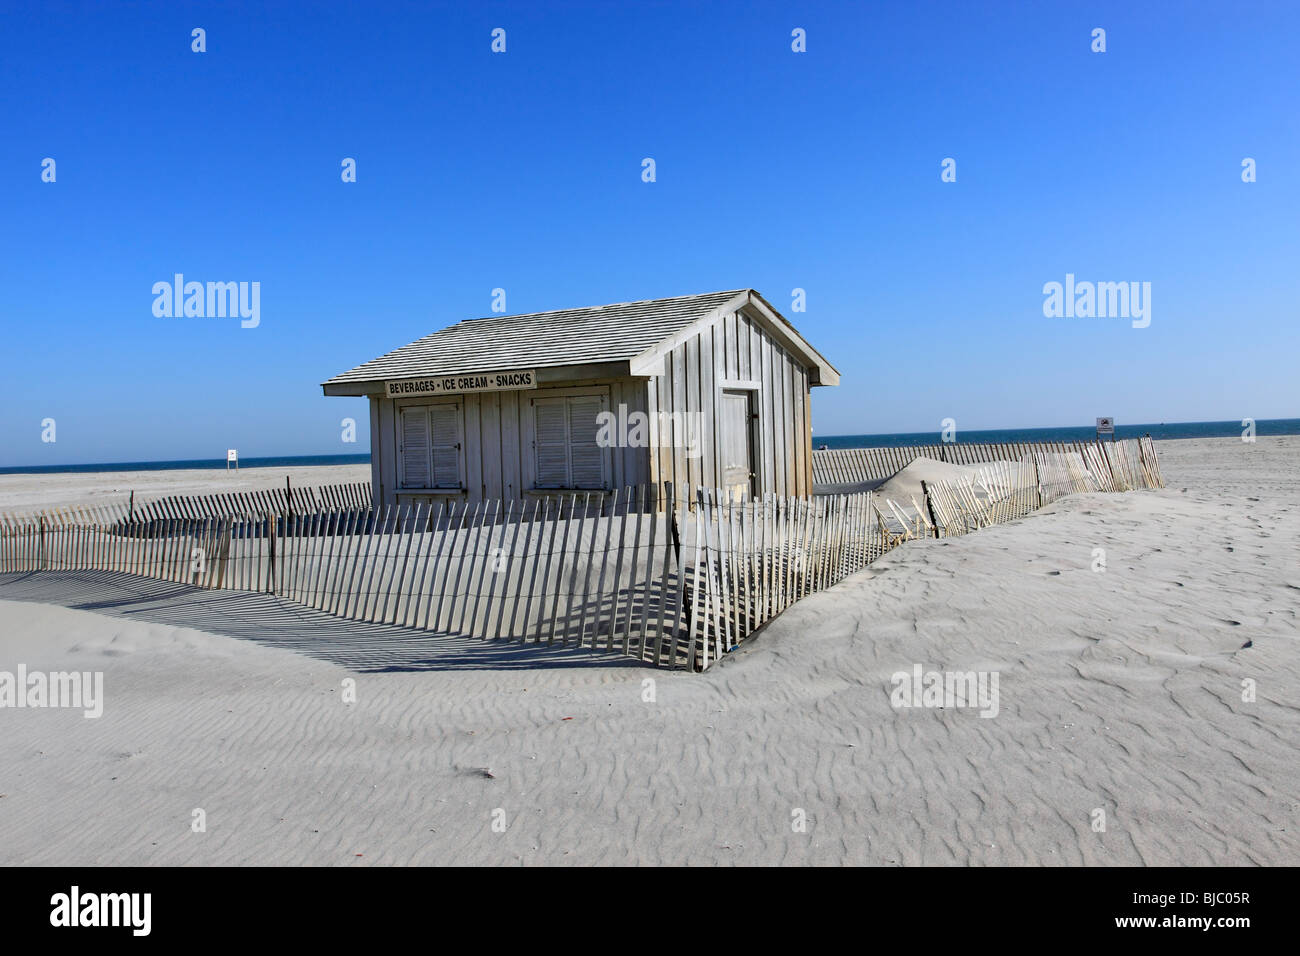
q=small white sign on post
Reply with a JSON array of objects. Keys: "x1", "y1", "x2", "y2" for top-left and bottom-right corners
[
  {"x1": 1095, "y1": 417, "x2": 1115, "y2": 438},
  {"x1": 226, "y1": 448, "x2": 239, "y2": 470}
]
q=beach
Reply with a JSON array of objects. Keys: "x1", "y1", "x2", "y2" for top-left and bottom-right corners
[
  {"x1": 0, "y1": 436, "x2": 1296, "y2": 865},
  {"x1": 0, "y1": 464, "x2": 370, "y2": 515}
]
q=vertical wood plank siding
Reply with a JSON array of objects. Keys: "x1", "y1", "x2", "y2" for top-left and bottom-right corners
[{"x1": 646, "y1": 307, "x2": 815, "y2": 499}]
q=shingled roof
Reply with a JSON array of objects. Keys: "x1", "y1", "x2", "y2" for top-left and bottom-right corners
[{"x1": 322, "y1": 289, "x2": 838, "y2": 394}]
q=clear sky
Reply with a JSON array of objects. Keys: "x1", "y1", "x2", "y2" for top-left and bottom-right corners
[{"x1": 2, "y1": 0, "x2": 1296, "y2": 466}]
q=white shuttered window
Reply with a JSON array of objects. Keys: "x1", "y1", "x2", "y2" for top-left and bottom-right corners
[
  {"x1": 533, "y1": 394, "x2": 607, "y2": 489},
  {"x1": 399, "y1": 404, "x2": 463, "y2": 489}
]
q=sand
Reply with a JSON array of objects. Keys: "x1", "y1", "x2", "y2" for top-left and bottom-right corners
[
  {"x1": 0, "y1": 436, "x2": 1296, "y2": 865},
  {"x1": 0, "y1": 463, "x2": 370, "y2": 514}
]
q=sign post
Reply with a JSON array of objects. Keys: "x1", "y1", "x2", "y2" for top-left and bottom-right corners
[
  {"x1": 1095, "y1": 417, "x2": 1115, "y2": 443},
  {"x1": 227, "y1": 449, "x2": 239, "y2": 471}
]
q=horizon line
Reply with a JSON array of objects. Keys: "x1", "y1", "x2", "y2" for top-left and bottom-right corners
[{"x1": 3, "y1": 418, "x2": 1297, "y2": 474}]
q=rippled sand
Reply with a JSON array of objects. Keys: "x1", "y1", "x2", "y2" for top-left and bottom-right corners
[{"x1": 1, "y1": 437, "x2": 1295, "y2": 864}]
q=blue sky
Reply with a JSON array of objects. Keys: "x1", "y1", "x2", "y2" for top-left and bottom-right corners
[{"x1": 1, "y1": 0, "x2": 1296, "y2": 466}]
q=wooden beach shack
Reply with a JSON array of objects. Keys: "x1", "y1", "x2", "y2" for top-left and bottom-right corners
[{"x1": 321, "y1": 290, "x2": 839, "y2": 510}]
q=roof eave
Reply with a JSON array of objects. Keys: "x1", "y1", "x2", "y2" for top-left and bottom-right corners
[
  {"x1": 322, "y1": 381, "x2": 383, "y2": 396},
  {"x1": 321, "y1": 360, "x2": 636, "y2": 397},
  {"x1": 743, "y1": 290, "x2": 841, "y2": 386}
]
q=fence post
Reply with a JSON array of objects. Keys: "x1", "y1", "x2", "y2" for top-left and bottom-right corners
[
  {"x1": 665, "y1": 482, "x2": 680, "y2": 565},
  {"x1": 920, "y1": 481, "x2": 941, "y2": 538},
  {"x1": 38, "y1": 515, "x2": 45, "y2": 570},
  {"x1": 267, "y1": 509, "x2": 277, "y2": 594}
]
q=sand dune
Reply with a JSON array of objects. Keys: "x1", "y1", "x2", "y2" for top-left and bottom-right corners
[{"x1": 0, "y1": 437, "x2": 1296, "y2": 865}]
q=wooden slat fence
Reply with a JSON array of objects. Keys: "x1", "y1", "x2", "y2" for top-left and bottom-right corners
[
  {"x1": 908, "y1": 437, "x2": 1164, "y2": 538},
  {"x1": 0, "y1": 481, "x2": 371, "y2": 530},
  {"x1": 812, "y1": 437, "x2": 1166, "y2": 489},
  {"x1": 273, "y1": 488, "x2": 697, "y2": 666},
  {"x1": 684, "y1": 489, "x2": 888, "y2": 668},
  {"x1": 0, "y1": 441, "x2": 1163, "y2": 670}
]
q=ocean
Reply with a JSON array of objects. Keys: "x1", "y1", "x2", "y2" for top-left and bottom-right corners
[
  {"x1": 2, "y1": 420, "x2": 1296, "y2": 475},
  {"x1": 813, "y1": 419, "x2": 1300, "y2": 450}
]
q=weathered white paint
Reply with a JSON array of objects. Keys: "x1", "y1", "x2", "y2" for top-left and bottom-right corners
[
  {"x1": 365, "y1": 304, "x2": 821, "y2": 509},
  {"x1": 646, "y1": 305, "x2": 814, "y2": 500}
]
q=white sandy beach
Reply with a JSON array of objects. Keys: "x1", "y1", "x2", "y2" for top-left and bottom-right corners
[
  {"x1": 0, "y1": 463, "x2": 370, "y2": 514},
  {"x1": 0, "y1": 437, "x2": 1296, "y2": 865}
]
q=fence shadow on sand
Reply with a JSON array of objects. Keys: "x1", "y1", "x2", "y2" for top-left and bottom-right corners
[{"x1": 0, "y1": 570, "x2": 649, "y2": 673}]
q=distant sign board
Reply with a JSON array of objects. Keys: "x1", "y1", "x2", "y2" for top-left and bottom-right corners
[
  {"x1": 1096, "y1": 417, "x2": 1115, "y2": 436},
  {"x1": 385, "y1": 369, "x2": 537, "y2": 399},
  {"x1": 226, "y1": 448, "x2": 238, "y2": 470}
]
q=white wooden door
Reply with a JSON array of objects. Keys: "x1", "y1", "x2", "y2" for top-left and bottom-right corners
[{"x1": 720, "y1": 389, "x2": 754, "y2": 498}]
